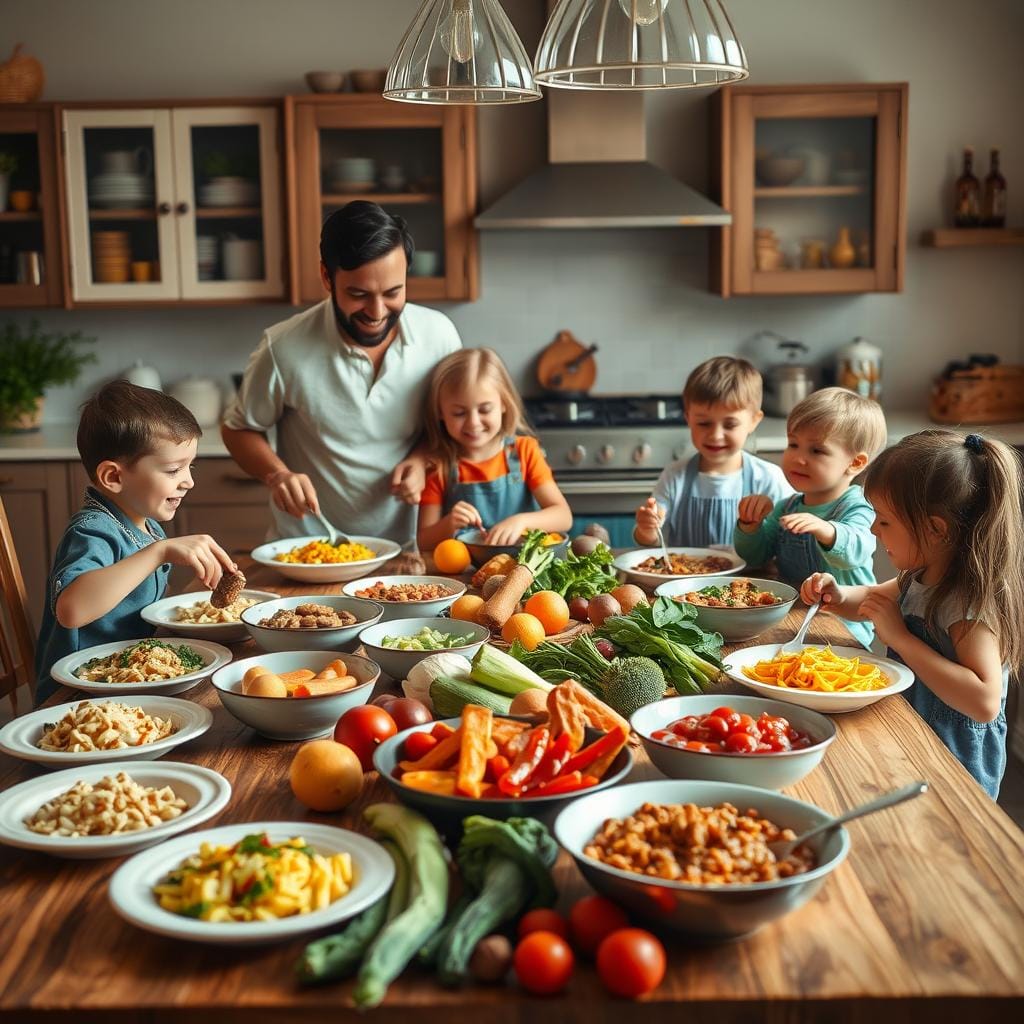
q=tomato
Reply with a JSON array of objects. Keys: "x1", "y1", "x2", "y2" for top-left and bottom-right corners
[
  {"x1": 386, "y1": 697, "x2": 433, "y2": 732},
  {"x1": 333, "y1": 705, "x2": 397, "y2": 771},
  {"x1": 513, "y1": 931, "x2": 574, "y2": 995},
  {"x1": 518, "y1": 908, "x2": 570, "y2": 941},
  {"x1": 732, "y1": 713, "x2": 759, "y2": 736},
  {"x1": 569, "y1": 895, "x2": 629, "y2": 957},
  {"x1": 596, "y1": 928, "x2": 666, "y2": 998},
  {"x1": 725, "y1": 731, "x2": 758, "y2": 754},
  {"x1": 702, "y1": 715, "x2": 729, "y2": 740},
  {"x1": 403, "y1": 730, "x2": 438, "y2": 761},
  {"x1": 710, "y1": 705, "x2": 741, "y2": 730},
  {"x1": 370, "y1": 693, "x2": 399, "y2": 711},
  {"x1": 684, "y1": 740, "x2": 712, "y2": 753}
]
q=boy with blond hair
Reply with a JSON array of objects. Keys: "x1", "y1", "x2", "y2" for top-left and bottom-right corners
[
  {"x1": 734, "y1": 387, "x2": 888, "y2": 647},
  {"x1": 634, "y1": 356, "x2": 791, "y2": 548}
]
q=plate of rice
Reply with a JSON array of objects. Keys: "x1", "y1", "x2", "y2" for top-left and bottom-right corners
[
  {"x1": 141, "y1": 589, "x2": 280, "y2": 641},
  {"x1": 251, "y1": 535, "x2": 401, "y2": 584}
]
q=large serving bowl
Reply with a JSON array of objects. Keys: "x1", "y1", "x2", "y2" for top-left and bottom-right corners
[
  {"x1": 613, "y1": 547, "x2": 745, "y2": 589},
  {"x1": 341, "y1": 575, "x2": 466, "y2": 622},
  {"x1": 373, "y1": 718, "x2": 634, "y2": 832},
  {"x1": 554, "y1": 778, "x2": 850, "y2": 939},
  {"x1": 240, "y1": 595, "x2": 384, "y2": 654},
  {"x1": 653, "y1": 576, "x2": 798, "y2": 641},
  {"x1": 723, "y1": 643, "x2": 915, "y2": 714},
  {"x1": 211, "y1": 650, "x2": 379, "y2": 741},
  {"x1": 630, "y1": 695, "x2": 835, "y2": 789},
  {"x1": 358, "y1": 617, "x2": 489, "y2": 679},
  {"x1": 141, "y1": 589, "x2": 280, "y2": 643},
  {"x1": 458, "y1": 529, "x2": 568, "y2": 567},
  {"x1": 250, "y1": 535, "x2": 401, "y2": 584}
]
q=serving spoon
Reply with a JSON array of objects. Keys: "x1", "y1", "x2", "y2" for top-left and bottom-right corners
[
  {"x1": 310, "y1": 509, "x2": 352, "y2": 547},
  {"x1": 769, "y1": 781, "x2": 928, "y2": 861},
  {"x1": 781, "y1": 600, "x2": 821, "y2": 653},
  {"x1": 655, "y1": 524, "x2": 672, "y2": 572}
]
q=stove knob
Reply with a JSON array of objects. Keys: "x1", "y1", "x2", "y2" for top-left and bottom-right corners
[
  {"x1": 632, "y1": 442, "x2": 652, "y2": 465},
  {"x1": 597, "y1": 444, "x2": 615, "y2": 465},
  {"x1": 567, "y1": 444, "x2": 586, "y2": 466}
]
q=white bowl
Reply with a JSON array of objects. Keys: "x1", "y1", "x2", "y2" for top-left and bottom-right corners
[
  {"x1": 108, "y1": 821, "x2": 395, "y2": 945},
  {"x1": 210, "y1": 650, "x2": 379, "y2": 741},
  {"x1": 141, "y1": 589, "x2": 280, "y2": 642},
  {"x1": 613, "y1": 547, "x2": 745, "y2": 589},
  {"x1": 654, "y1": 576, "x2": 798, "y2": 641},
  {"x1": 0, "y1": 696, "x2": 213, "y2": 769},
  {"x1": 358, "y1": 617, "x2": 490, "y2": 680},
  {"x1": 240, "y1": 594, "x2": 384, "y2": 653},
  {"x1": 251, "y1": 535, "x2": 401, "y2": 584},
  {"x1": 50, "y1": 638, "x2": 233, "y2": 697},
  {"x1": 341, "y1": 575, "x2": 465, "y2": 622},
  {"x1": 631, "y1": 695, "x2": 835, "y2": 789},
  {"x1": 0, "y1": 762, "x2": 231, "y2": 859},
  {"x1": 723, "y1": 643, "x2": 914, "y2": 713}
]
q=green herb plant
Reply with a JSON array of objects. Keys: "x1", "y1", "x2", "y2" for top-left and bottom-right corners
[{"x1": 0, "y1": 152, "x2": 17, "y2": 176}]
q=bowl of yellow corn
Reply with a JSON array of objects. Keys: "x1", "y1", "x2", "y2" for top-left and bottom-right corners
[{"x1": 250, "y1": 535, "x2": 402, "y2": 583}]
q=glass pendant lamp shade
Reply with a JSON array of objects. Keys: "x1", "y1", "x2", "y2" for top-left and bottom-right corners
[
  {"x1": 535, "y1": 0, "x2": 749, "y2": 90},
  {"x1": 385, "y1": 0, "x2": 542, "y2": 104}
]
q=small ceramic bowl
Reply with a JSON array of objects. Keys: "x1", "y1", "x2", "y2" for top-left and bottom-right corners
[
  {"x1": 755, "y1": 155, "x2": 806, "y2": 187},
  {"x1": 458, "y1": 529, "x2": 568, "y2": 568},
  {"x1": 241, "y1": 595, "x2": 384, "y2": 654},
  {"x1": 653, "y1": 576, "x2": 798, "y2": 641},
  {"x1": 305, "y1": 71, "x2": 345, "y2": 93},
  {"x1": 340, "y1": 575, "x2": 466, "y2": 622},
  {"x1": 358, "y1": 617, "x2": 489, "y2": 680},
  {"x1": 350, "y1": 69, "x2": 387, "y2": 93}
]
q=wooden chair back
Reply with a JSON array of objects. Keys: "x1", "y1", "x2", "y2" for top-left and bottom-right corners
[{"x1": 0, "y1": 495, "x2": 35, "y2": 714}]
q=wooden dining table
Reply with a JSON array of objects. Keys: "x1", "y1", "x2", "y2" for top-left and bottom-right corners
[{"x1": 2, "y1": 557, "x2": 1022, "y2": 1023}]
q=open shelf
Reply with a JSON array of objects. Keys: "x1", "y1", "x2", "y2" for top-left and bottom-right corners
[
  {"x1": 195, "y1": 206, "x2": 261, "y2": 218},
  {"x1": 920, "y1": 228, "x2": 1024, "y2": 248},
  {"x1": 755, "y1": 185, "x2": 866, "y2": 198},
  {"x1": 89, "y1": 209, "x2": 157, "y2": 221},
  {"x1": 320, "y1": 192, "x2": 440, "y2": 206},
  {"x1": 0, "y1": 210, "x2": 43, "y2": 222}
]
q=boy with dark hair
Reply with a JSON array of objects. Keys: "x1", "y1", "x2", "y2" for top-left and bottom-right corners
[{"x1": 35, "y1": 380, "x2": 236, "y2": 702}]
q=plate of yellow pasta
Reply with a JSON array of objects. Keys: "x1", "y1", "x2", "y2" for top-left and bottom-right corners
[
  {"x1": 141, "y1": 589, "x2": 280, "y2": 642},
  {"x1": 723, "y1": 644, "x2": 914, "y2": 714},
  {"x1": 251, "y1": 535, "x2": 402, "y2": 584},
  {"x1": 108, "y1": 821, "x2": 395, "y2": 945}
]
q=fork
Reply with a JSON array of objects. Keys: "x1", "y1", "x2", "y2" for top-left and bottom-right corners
[
  {"x1": 310, "y1": 509, "x2": 351, "y2": 547},
  {"x1": 655, "y1": 524, "x2": 672, "y2": 572},
  {"x1": 780, "y1": 600, "x2": 821, "y2": 653}
]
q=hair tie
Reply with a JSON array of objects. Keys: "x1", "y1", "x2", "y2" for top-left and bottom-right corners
[{"x1": 964, "y1": 433, "x2": 985, "y2": 454}]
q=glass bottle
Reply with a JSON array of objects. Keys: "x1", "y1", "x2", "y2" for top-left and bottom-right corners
[
  {"x1": 954, "y1": 147, "x2": 981, "y2": 227},
  {"x1": 982, "y1": 148, "x2": 1007, "y2": 228}
]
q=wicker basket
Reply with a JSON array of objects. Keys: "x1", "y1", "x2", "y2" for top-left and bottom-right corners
[
  {"x1": 0, "y1": 44, "x2": 45, "y2": 103},
  {"x1": 929, "y1": 364, "x2": 1024, "y2": 425}
]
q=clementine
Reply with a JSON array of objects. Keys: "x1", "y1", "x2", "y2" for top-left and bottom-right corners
[
  {"x1": 523, "y1": 590, "x2": 570, "y2": 635},
  {"x1": 450, "y1": 593, "x2": 485, "y2": 623},
  {"x1": 501, "y1": 612, "x2": 546, "y2": 651},
  {"x1": 433, "y1": 538, "x2": 471, "y2": 574}
]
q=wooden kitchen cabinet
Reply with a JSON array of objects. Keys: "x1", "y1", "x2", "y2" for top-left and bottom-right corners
[
  {"x1": 0, "y1": 104, "x2": 64, "y2": 307},
  {"x1": 286, "y1": 94, "x2": 478, "y2": 304},
  {"x1": 711, "y1": 83, "x2": 908, "y2": 297},
  {"x1": 60, "y1": 103, "x2": 285, "y2": 305}
]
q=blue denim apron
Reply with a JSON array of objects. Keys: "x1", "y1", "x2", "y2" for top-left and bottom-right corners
[
  {"x1": 666, "y1": 454, "x2": 756, "y2": 548},
  {"x1": 776, "y1": 489, "x2": 874, "y2": 649},
  {"x1": 444, "y1": 437, "x2": 539, "y2": 537},
  {"x1": 888, "y1": 577, "x2": 1007, "y2": 799}
]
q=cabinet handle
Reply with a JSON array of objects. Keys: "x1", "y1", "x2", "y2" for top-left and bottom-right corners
[
  {"x1": 176, "y1": 202, "x2": 190, "y2": 215},
  {"x1": 158, "y1": 202, "x2": 171, "y2": 215},
  {"x1": 220, "y1": 473, "x2": 264, "y2": 486}
]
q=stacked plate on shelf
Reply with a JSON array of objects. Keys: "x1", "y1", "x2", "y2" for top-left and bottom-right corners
[
  {"x1": 88, "y1": 172, "x2": 154, "y2": 210},
  {"x1": 91, "y1": 231, "x2": 131, "y2": 283},
  {"x1": 198, "y1": 177, "x2": 259, "y2": 208},
  {"x1": 196, "y1": 236, "x2": 218, "y2": 280},
  {"x1": 329, "y1": 157, "x2": 376, "y2": 194}
]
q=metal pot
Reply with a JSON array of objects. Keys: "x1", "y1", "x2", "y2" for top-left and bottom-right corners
[{"x1": 764, "y1": 340, "x2": 815, "y2": 417}]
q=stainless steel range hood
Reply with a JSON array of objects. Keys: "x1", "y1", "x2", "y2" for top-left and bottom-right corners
[{"x1": 475, "y1": 90, "x2": 730, "y2": 230}]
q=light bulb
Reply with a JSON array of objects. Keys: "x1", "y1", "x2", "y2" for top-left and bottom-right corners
[
  {"x1": 439, "y1": 0, "x2": 478, "y2": 65},
  {"x1": 617, "y1": 0, "x2": 670, "y2": 27}
]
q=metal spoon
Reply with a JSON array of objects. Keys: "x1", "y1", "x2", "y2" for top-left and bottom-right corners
[
  {"x1": 310, "y1": 509, "x2": 351, "y2": 547},
  {"x1": 655, "y1": 524, "x2": 672, "y2": 572},
  {"x1": 781, "y1": 600, "x2": 821, "y2": 653},
  {"x1": 770, "y1": 781, "x2": 928, "y2": 861}
]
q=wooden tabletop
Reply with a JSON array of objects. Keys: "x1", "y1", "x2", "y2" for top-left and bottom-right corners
[{"x1": 2, "y1": 560, "x2": 1022, "y2": 1023}]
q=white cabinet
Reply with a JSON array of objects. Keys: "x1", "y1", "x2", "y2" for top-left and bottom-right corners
[{"x1": 62, "y1": 106, "x2": 284, "y2": 304}]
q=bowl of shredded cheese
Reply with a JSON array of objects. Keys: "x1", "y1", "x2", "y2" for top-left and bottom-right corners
[{"x1": 251, "y1": 535, "x2": 401, "y2": 583}]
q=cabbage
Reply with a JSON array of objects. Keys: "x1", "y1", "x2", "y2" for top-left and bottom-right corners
[{"x1": 403, "y1": 652, "x2": 473, "y2": 708}]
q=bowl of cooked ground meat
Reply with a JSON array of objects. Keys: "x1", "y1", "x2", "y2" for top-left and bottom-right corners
[
  {"x1": 654, "y1": 576, "x2": 798, "y2": 640},
  {"x1": 241, "y1": 595, "x2": 384, "y2": 653},
  {"x1": 341, "y1": 575, "x2": 466, "y2": 622}
]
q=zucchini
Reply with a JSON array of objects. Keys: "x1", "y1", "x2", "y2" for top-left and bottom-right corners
[{"x1": 429, "y1": 674, "x2": 513, "y2": 718}]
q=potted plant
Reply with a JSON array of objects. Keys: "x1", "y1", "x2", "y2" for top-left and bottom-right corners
[
  {"x1": 0, "y1": 152, "x2": 17, "y2": 212},
  {"x1": 0, "y1": 320, "x2": 96, "y2": 432}
]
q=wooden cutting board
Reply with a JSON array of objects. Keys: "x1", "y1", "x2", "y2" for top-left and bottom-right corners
[{"x1": 536, "y1": 330, "x2": 598, "y2": 393}]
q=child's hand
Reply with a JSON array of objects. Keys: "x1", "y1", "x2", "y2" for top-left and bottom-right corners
[
  {"x1": 449, "y1": 501, "x2": 483, "y2": 532},
  {"x1": 857, "y1": 592, "x2": 907, "y2": 647},
  {"x1": 391, "y1": 457, "x2": 426, "y2": 505},
  {"x1": 266, "y1": 469, "x2": 320, "y2": 519},
  {"x1": 160, "y1": 535, "x2": 236, "y2": 589},
  {"x1": 485, "y1": 514, "x2": 531, "y2": 546},
  {"x1": 737, "y1": 494, "x2": 773, "y2": 531},
  {"x1": 634, "y1": 497, "x2": 664, "y2": 543},
  {"x1": 801, "y1": 572, "x2": 842, "y2": 606},
  {"x1": 779, "y1": 512, "x2": 836, "y2": 547}
]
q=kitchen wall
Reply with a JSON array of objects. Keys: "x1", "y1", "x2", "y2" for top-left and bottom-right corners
[{"x1": 5, "y1": 0, "x2": 1024, "y2": 421}]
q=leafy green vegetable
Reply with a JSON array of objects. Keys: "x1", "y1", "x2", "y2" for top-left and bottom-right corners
[
  {"x1": 508, "y1": 634, "x2": 612, "y2": 691},
  {"x1": 517, "y1": 529, "x2": 556, "y2": 577},
  {"x1": 381, "y1": 627, "x2": 464, "y2": 651},
  {"x1": 116, "y1": 638, "x2": 204, "y2": 671},
  {"x1": 527, "y1": 543, "x2": 618, "y2": 600},
  {"x1": 470, "y1": 643, "x2": 553, "y2": 695}
]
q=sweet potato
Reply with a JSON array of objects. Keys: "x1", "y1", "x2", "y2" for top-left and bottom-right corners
[
  {"x1": 547, "y1": 683, "x2": 587, "y2": 752},
  {"x1": 401, "y1": 770, "x2": 458, "y2": 795},
  {"x1": 456, "y1": 705, "x2": 493, "y2": 798},
  {"x1": 293, "y1": 675, "x2": 358, "y2": 698}
]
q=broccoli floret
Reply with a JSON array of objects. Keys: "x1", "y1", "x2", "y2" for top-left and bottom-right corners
[{"x1": 601, "y1": 656, "x2": 667, "y2": 717}]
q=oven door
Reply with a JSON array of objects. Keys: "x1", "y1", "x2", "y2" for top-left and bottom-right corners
[{"x1": 556, "y1": 473, "x2": 658, "y2": 548}]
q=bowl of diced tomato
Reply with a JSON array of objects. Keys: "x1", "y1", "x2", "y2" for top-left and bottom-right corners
[
  {"x1": 630, "y1": 695, "x2": 835, "y2": 790},
  {"x1": 372, "y1": 714, "x2": 634, "y2": 832}
]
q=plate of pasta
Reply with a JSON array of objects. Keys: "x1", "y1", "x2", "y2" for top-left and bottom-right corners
[
  {"x1": 50, "y1": 638, "x2": 233, "y2": 696},
  {"x1": 141, "y1": 589, "x2": 280, "y2": 641},
  {"x1": 723, "y1": 644, "x2": 914, "y2": 713},
  {"x1": 108, "y1": 821, "x2": 395, "y2": 945},
  {"x1": 251, "y1": 535, "x2": 401, "y2": 583}
]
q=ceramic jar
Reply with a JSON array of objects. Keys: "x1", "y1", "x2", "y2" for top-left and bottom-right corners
[
  {"x1": 830, "y1": 226, "x2": 856, "y2": 269},
  {"x1": 169, "y1": 377, "x2": 222, "y2": 427}
]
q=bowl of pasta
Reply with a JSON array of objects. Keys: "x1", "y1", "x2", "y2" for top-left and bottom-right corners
[
  {"x1": 49, "y1": 638, "x2": 233, "y2": 697},
  {"x1": 250, "y1": 535, "x2": 401, "y2": 584},
  {"x1": 613, "y1": 547, "x2": 745, "y2": 589},
  {"x1": 654, "y1": 576, "x2": 798, "y2": 641},
  {"x1": 723, "y1": 643, "x2": 915, "y2": 713},
  {"x1": 141, "y1": 589, "x2": 280, "y2": 642}
]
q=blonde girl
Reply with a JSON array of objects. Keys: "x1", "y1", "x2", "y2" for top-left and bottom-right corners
[
  {"x1": 417, "y1": 349, "x2": 572, "y2": 550},
  {"x1": 801, "y1": 430, "x2": 1024, "y2": 797}
]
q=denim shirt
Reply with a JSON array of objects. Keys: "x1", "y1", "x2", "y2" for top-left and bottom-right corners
[{"x1": 34, "y1": 488, "x2": 170, "y2": 704}]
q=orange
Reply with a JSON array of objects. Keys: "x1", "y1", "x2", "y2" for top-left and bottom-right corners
[
  {"x1": 289, "y1": 739, "x2": 364, "y2": 812},
  {"x1": 451, "y1": 593, "x2": 485, "y2": 623},
  {"x1": 434, "y1": 538, "x2": 471, "y2": 574},
  {"x1": 524, "y1": 590, "x2": 570, "y2": 635},
  {"x1": 501, "y1": 612, "x2": 546, "y2": 651}
]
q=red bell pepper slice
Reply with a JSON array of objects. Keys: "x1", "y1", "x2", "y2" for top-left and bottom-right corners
[
  {"x1": 497, "y1": 726, "x2": 550, "y2": 797},
  {"x1": 523, "y1": 732, "x2": 573, "y2": 792},
  {"x1": 485, "y1": 754, "x2": 510, "y2": 784},
  {"x1": 558, "y1": 726, "x2": 627, "y2": 779},
  {"x1": 531, "y1": 771, "x2": 599, "y2": 796},
  {"x1": 431, "y1": 722, "x2": 457, "y2": 741}
]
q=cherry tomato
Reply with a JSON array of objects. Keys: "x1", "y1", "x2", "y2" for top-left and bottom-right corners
[
  {"x1": 569, "y1": 895, "x2": 629, "y2": 957},
  {"x1": 403, "y1": 730, "x2": 438, "y2": 761},
  {"x1": 732, "y1": 713, "x2": 759, "y2": 736},
  {"x1": 725, "y1": 731, "x2": 758, "y2": 754},
  {"x1": 710, "y1": 706, "x2": 741, "y2": 730},
  {"x1": 513, "y1": 931, "x2": 574, "y2": 995},
  {"x1": 702, "y1": 715, "x2": 729, "y2": 740},
  {"x1": 518, "y1": 908, "x2": 570, "y2": 941},
  {"x1": 370, "y1": 693, "x2": 399, "y2": 711},
  {"x1": 684, "y1": 740, "x2": 712, "y2": 753},
  {"x1": 596, "y1": 928, "x2": 666, "y2": 998},
  {"x1": 386, "y1": 697, "x2": 433, "y2": 732},
  {"x1": 333, "y1": 705, "x2": 397, "y2": 771}
]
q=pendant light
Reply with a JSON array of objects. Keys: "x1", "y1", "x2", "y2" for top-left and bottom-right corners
[
  {"x1": 535, "y1": 0, "x2": 749, "y2": 90},
  {"x1": 385, "y1": 0, "x2": 542, "y2": 104}
]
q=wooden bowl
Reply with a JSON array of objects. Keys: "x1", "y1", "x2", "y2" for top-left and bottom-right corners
[{"x1": 351, "y1": 69, "x2": 387, "y2": 93}]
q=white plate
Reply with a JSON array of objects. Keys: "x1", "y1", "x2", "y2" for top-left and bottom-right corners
[
  {"x1": 613, "y1": 546, "x2": 746, "y2": 587},
  {"x1": 0, "y1": 762, "x2": 231, "y2": 859},
  {"x1": 50, "y1": 638, "x2": 233, "y2": 697},
  {"x1": 0, "y1": 695, "x2": 213, "y2": 769},
  {"x1": 109, "y1": 821, "x2": 395, "y2": 945},
  {"x1": 141, "y1": 589, "x2": 280, "y2": 642},
  {"x1": 251, "y1": 535, "x2": 401, "y2": 584},
  {"x1": 723, "y1": 643, "x2": 915, "y2": 713}
]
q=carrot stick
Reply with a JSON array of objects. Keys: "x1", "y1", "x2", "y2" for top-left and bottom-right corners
[{"x1": 477, "y1": 564, "x2": 535, "y2": 629}]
